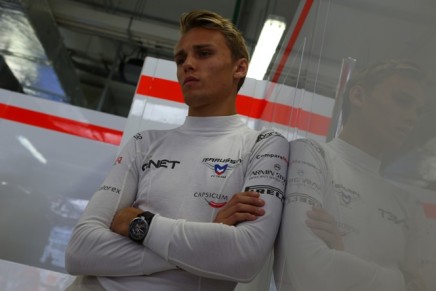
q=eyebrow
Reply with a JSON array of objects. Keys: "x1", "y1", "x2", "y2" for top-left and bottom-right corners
[
  {"x1": 393, "y1": 89, "x2": 427, "y2": 108},
  {"x1": 174, "y1": 44, "x2": 214, "y2": 59}
]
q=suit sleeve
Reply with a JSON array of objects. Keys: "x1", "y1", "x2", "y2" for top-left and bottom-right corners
[
  {"x1": 144, "y1": 132, "x2": 289, "y2": 282},
  {"x1": 65, "y1": 135, "x2": 177, "y2": 277},
  {"x1": 402, "y1": 195, "x2": 431, "y2": 291},
  {"x1": 273, "y1": 139, "x2": 405, "y2": 291}
]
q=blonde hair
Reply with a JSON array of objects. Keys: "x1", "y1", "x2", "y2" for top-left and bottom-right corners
[{"x1": 342, "y1": 59, "x2": 426, "y2": 123}]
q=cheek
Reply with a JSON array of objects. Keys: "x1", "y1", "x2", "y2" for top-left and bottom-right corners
[
  {"x1": 386, "y1": 106, "x2": 405, "y2": 123},
  {"x1": 206, "y1": 60, "x2": 232, "y2": 75},
  {"x1": 176, "y1": 69, "x2": 183, "y2": 82},
  {"x1": 372, "y1": 101, "x2": 397, "y2": 121}
]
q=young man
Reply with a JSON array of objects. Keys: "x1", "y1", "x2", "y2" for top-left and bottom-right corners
[
  {"x1": 65, "y1": 10, "x2": 289, "y2": 291},
  {"x1": 274, "y1": 59, "x2": 427, "y2": 291}
]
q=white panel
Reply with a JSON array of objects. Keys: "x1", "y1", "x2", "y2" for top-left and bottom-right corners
[
  {"x1": 0, "y1": 258, "x2": 74, "y2": 290},
  {"x1": 0, "y1": 89, "x2": 125, "y2": 274}
]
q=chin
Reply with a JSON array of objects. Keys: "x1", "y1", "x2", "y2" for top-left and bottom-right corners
[
  {"x1": 389, "y1": 137, "x2": 407, "y2": 151},
  {"x1": 183, "y1": 95, "x2": 198, "y2": 106}
]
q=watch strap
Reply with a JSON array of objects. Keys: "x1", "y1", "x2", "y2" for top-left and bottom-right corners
[{"x1": 138, "y1": 211, "x2": 155, "y2": 225}]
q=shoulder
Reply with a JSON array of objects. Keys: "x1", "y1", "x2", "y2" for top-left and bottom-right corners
[
  {"x1": 127, "y1": 128, "x2": 175, "y2": 144},
  {"x1": 251, "y1": 129, "x2": 289, "y2": 152},
  {"x1": 290, "y1": 138, "x2": 327, "y2": 159},
  {"x1": 255, "y1": 129, "x2": 287, "y2": 144},
  {"x1": 246, "y1": 129, "x2": 289, "y2": 159},
  {"x1": 133, "y1": 128, "x2": 175, "y2": 139},
  {"x1": 121, "y1": 128, "x2": 176, "y2": 154}
]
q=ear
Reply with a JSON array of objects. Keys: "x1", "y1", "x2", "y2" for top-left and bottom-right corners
[
  {"x1": 348, "y1": 85, "x2": 367, "y2": 109},
  {"x1": 233, "y1": 58, "x2": 248, "y2": 79}
]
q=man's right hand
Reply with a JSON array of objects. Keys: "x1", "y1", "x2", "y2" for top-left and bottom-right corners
[{"x1": 214, "y1": 191, "x2": 265, "y2": 226}]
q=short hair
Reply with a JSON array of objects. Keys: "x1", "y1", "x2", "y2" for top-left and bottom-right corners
[
  {"x1": 179, "y1": 9, "x2": 250, "y2": 91},
  {"x1": 342, "y1": 59, "x2": 426, "y2": 123}
]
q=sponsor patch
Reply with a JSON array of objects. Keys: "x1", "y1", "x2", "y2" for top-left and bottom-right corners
[
  {"x1": 142, "y1": 159, "x2": 180, "y2": 171},
  {"x1": 287, "y1": 176, "x2": 321, "y2": 191},
  {"x1": 256, "y1": 131, "x2": 283, "y2": 143},
  {"x1": 378, "y1": 208, "x2": 409, "y2": 230},
  {"x1": 193, "y1": 192, "x2": 229, "y2": 208},
  {"x1": 256, "y1": 153, "x2": 289, "y2": 164},
  {"x1": 214, "y1": 164, "x2": 228, "y2": 175},
  {"x1": 334, "y1": 184, "x2": 360, "y2": 207},
  {"x1": 98, "y1": 185, "x2": 121, "y2": 194},
  {"x1": 202, "y1": 157, "x2": 241, "y2": 178},
  {"x1": 245, "y1": 185, "x2": 285, "y2": 203},
  {"x1": 287, "y1": 193, "x2": 321, "y2": 208},
  {"x1": 249, "y1": 169, "x2": 286, "y2": 185},
  {"x1": 290, "y1": 159, "x2": 321, "y2": 172}
]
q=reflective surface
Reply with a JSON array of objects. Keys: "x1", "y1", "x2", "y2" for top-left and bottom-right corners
[
  {"x1": 0, "y1": 89, "x2": 125, "y2": 274},
  {"x1": 272, "y1": 0, "x2": 436, "y2": 290},
  {"x1": 0, "y1": 258, "x2": 74, "y2": 290}
]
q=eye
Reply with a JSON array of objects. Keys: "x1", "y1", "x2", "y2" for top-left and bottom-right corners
[
  {"x1": 392, "y1": 92, "x2": 412, "y2": 107},
  {"x1": 392, "y1": 91, "x2": 427, "y2": 117},
  {"x1": 174, "y1": 56, "x2": 185, "y2": 66},
  {"x1": 198, "y1": 50, "x2": 212, "y2": 58},
  {"x1": 174, "y1": 52, "x2": 186, "y2": 65}
]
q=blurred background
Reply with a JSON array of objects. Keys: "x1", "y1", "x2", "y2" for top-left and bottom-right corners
[{"x1": 1, "y1": 0, "x2": 435, "y2": 171}]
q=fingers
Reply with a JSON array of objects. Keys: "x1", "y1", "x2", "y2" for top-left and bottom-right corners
[
  {"x1": 305, "y1": 216, "x2": 336, "y2": 233},
  {"x1": 306, "y1": 207, "x2": 344, "y2": 251},
  {"x1": 229, "y1": 191, "x2": 265, "y2": 206},
  {"x1": 214, "y1": 191, "x2": 266, "y2": 226},
  {"x1": 306, "y1": 208, "x2": 336, "y2": 232},
  {"x1": 225, "y1": 191, "x2": 265, "y2": 213},
  {"x1": 307, "y1": 207, "x2": 335, "y2": 224}
]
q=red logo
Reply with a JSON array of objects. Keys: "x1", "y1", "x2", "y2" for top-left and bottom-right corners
[{"x1": 206, "y1": 199, "x2": 227, "y2": 208}]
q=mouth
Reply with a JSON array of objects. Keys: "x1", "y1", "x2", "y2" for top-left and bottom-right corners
[{"x1": 183, "y1": 76, "x2": 199, "y2": 86}]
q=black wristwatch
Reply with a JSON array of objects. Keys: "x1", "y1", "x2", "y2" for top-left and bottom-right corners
[{"x1": 128, "y1": 211, "x2": 155, "y2": 243}]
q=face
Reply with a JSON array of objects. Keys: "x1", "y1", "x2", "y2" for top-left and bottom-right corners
[
  {"x1": 174, "y1": 27, "x2": 247, "y2": 116},
  {"x1": 357, "y1": 74, "x2": 425, "y2": 151}
]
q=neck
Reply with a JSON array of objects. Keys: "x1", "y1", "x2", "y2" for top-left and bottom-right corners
[
  {"x1": 188, "y1": 106, "x2": 237, "y2": 117},
  {"x1": 338, "y1": 122, "x2": 384, "y2": 159},
  {"x1": 188, "y1": 98, "x2": 237, "y2": 117}
]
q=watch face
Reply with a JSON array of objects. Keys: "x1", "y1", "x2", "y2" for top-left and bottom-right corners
[{"x1": 129, "y1": 217, "x2": 148, "y2": 242}]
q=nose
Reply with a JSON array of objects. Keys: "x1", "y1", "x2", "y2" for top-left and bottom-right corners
[
  {"x1": 403, "y1": 105, "x2": 423, "y2": 128},
  {"x1": 182, "y1": 55, "x2": 195, "y2": 73}
]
